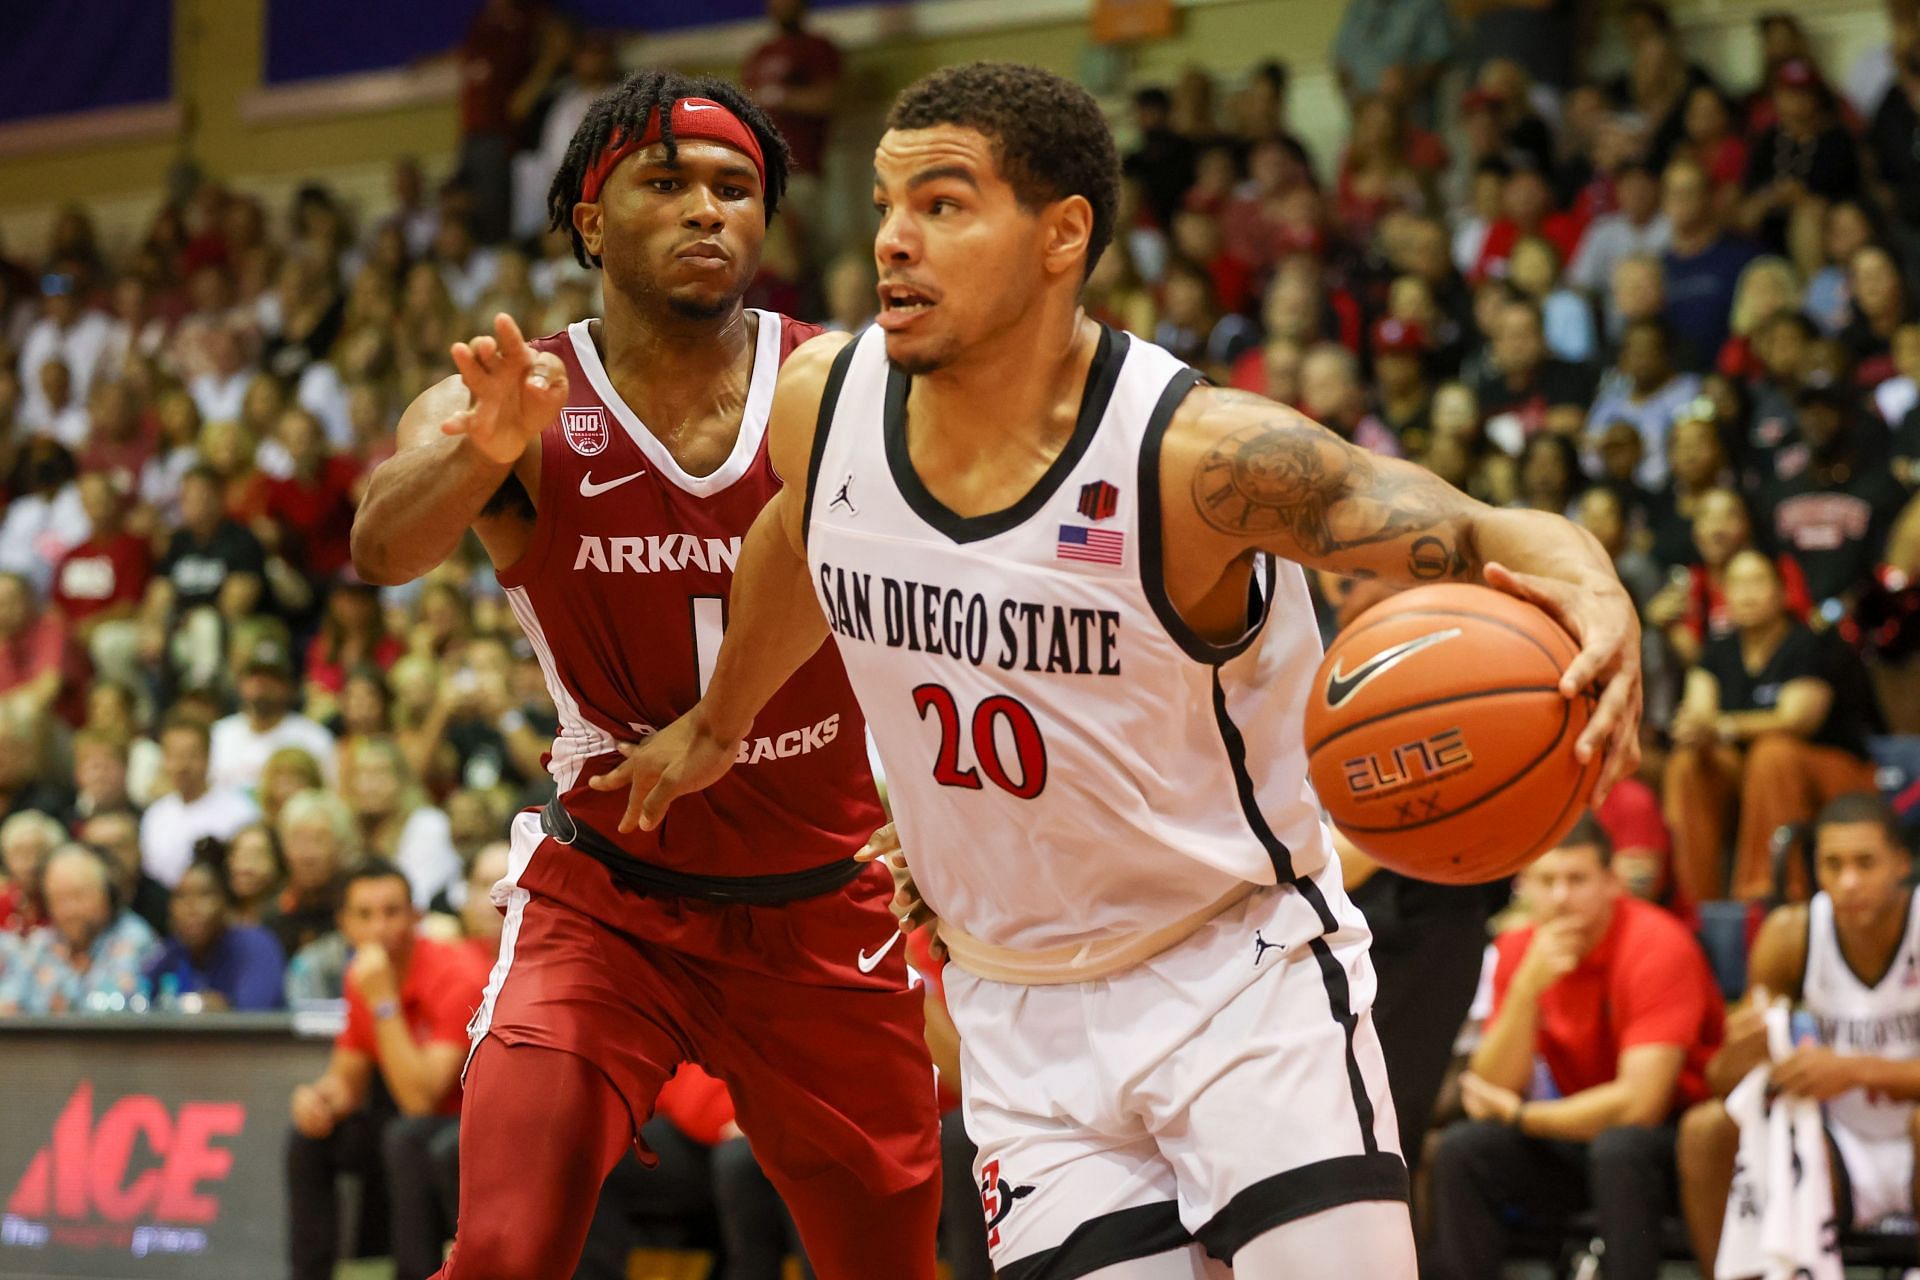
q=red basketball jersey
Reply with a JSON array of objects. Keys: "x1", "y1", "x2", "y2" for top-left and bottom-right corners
[{"x1": 497, "y1": 310, "x2": 881, "y2": 893}]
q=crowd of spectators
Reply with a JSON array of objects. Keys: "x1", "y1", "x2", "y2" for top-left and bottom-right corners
[{"x1": 3, "y1": 0, "x2": 1920, "y2": 1273}]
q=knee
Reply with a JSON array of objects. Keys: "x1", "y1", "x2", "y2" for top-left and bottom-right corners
[
  {"x1": 1589, "y1": 1123, "x2": 1667, "y2": 1175},
  {"x1": 1432, "y1": 1118, "x2": 1513, "y2": 1180},
  {"x1": 1744, "y1": 732, "x2": 1806, "y2": 781},
  {"x1": 1678, "y1": 1100, "x2": 1733, "y2": 1160}
]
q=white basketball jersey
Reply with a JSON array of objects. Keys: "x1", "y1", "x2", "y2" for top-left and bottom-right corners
[
  {"x1": 1804, "y1": 890, "x2": 1920, "y2": 1139},
  {"x1": 803, "y1": 325, "x2": 1334, "y2": 952}
]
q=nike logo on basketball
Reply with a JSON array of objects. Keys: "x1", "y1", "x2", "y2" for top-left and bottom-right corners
[
  {"x1": 580, "y1": 470, "x2": 646, "y2": 498},
  {"x1": 1324, "y1": 628, "x2": 1463, "y2": 708},
  {"x1": 857, "y1": 930, "x2": 903, "y2": 974}
]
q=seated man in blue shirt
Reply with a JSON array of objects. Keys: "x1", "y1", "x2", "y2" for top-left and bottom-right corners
[{"x1": 145, "y1": 850, "x2": 286, "y2": 1010}]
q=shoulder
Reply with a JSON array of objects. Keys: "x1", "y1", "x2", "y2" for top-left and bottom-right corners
[
  {"x1": 779, "y1": 327, "x2": 857, "y2": 388},
  {"x1": 771, "y1": 314, "x2": 830, "y2": 361},
  {"x1": 1162, "y1": 383, "x2": 1318, "y2": 466},
  {"x1": 1615, "y1": 899, "x2": 1710, "y2": 976},
  {"x1": 1751, "y1": 902, "x2": 1811, "y2": 983}
]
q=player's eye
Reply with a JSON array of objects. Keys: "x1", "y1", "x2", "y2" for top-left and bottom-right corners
[{"x1": 649, "y1": 179, "x2": 681, "y2": 193}]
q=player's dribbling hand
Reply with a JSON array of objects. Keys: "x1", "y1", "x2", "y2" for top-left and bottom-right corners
[
  {"x1": 291, "y1": 1084, "x2": 336, "y2": 1139},
  {"x1": 588, "y1": 709, "x2": 745, "y2": 833},
  {"x1": 443, "y1": 312, "x2": 569, "y2": 465},
  {"x1": 856, "y1": 823, "x2": 944, "y2": 958},
  {"x1": 1484, "y1": 560, "x2": 1643, "y2": 805}
]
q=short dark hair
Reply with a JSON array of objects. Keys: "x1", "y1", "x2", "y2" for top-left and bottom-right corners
[
  {"x1": 159, "y1": 711, "x2": 210, "y2": 751},
  {"x1": 182, "y1": 846, "x2": 236, "y2": 903},
  {"x1": 1133, "y1": 86, "x2": 1171, "y2": 113},
  {"x1": 548, "y1": 68, "x2": 793, "y2": 268},
  {"x1": 341, "y1": 858, "x2": 412, "y2": 905},
  {"x1": 1815, "y1": 792, "x2": 1905, "y2": 849},
  {"x1": 1554, "y1": 813, "x2": 1615, "y2": 865},
  {"x1": 887, "y1": 62, "x2": 1120, "y2": 282}
]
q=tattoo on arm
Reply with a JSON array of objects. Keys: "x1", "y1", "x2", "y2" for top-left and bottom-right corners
[{"x1": 1191, "y1": 410, "x2": 1481, "y2": 580}]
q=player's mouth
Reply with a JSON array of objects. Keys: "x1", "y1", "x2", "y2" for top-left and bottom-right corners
[
  {"x1": 676, "y1": 240, "x2": 731, "y2": 266},
  {"x1": 877, "y1": 281, "x2": 939, "y2": 331}
]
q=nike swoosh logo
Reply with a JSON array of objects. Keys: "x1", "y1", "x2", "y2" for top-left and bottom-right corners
[
  {"x1": 857, "y1": 930, "x2": 904, "y2": 974},
  {"x1": 579, "y1": 469, "x2": 645, "y2": 498},
  {"x1": 1325, "y1": 628, "x2": 1462, "y2": 708},
  {"x1": 682, "y1": 102, "x2": 719, "y2": 112}
]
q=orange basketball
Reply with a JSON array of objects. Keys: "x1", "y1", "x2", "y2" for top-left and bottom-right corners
[{"x1": 1303, "y1": 583, "x2": 1599, "y2": 884}]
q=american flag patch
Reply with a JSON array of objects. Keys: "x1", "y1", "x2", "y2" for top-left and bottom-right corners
[{"x1": 1056, "y1": 524, "x2": 1125, "y2": 566}]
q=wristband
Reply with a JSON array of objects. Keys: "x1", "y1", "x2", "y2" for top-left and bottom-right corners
[{"x1": 373, "y1": 999, "x2": 400, "y2": 1021}]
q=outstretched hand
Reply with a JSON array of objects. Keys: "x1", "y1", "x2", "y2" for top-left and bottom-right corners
[
  {"x1": 856, "y1": 823, "x2": 944, "y2": 958},
  {"x1": 586, "y1": 711, "x2": 743, "y2": 833},
  {"x1": 1484, "y1": 561, "x2": 1643, "y2": 805},
  {"x1": 443, "y1": 312, "x2": 569, "y2": 465}
]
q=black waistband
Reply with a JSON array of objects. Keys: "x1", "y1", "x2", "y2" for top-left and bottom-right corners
[{"x1": 541, "y1": 794, "x2": 867, "y2": 906}]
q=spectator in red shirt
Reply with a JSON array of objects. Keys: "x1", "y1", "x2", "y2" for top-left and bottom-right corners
[
  {"x1": 263, "y1": 408, "x2": 359, "y2": 580},
  {"x1": 1474, "y1": 165, "x2": 1585, "y2": 284},
  {"x1": 456, "y1": 0, "x2": 560, "y2": 245},
  {"x1": 0, "y1": 571, "x2": 87, "y2": 726},
  {"x1": 1427, "y1": 815, "x2": 1726, "y2": 1280},
  {"x1": 77, "y1": 380, "x2": 154, "y2": 495},
  {"x1": 742, "y1": 0, "x2": 844, "y2": 179},
  {"x1": 285, "y1": 861, "x2": 490, "y2": 1280},
  {"x1": 51, "y1": 473, "x2": 150, "y2": 678}
]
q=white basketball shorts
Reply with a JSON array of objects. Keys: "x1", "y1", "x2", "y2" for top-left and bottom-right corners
[{"x1": 945, "y1": 862, "x2": 1409, "y2": 1278}]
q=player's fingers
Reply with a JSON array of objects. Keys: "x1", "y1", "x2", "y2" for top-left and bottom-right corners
[
  {"x1": 636, "y1": 774, "x2": 681, "y2": 833},
  {"x1": 585, "y1": 755, "x2": 635, "y2": 790},
  {"x1": 526, "y1": 351, "x2": 565, "y2": 395},
  {"x1": 439, "y1": 409, "x2": 477, "y2": 438},
  {"x1": 450, "y1": 342, "x2": 487, "y2": 387},
  {"x1": 471, "y1": 335, "x2": 500, "y2": 370},
  {"x1": 493, "y1": 311, "x2": 530, "y2": 365},
  {"x1": 1583, "y1": 676, "x2": 1640, "y2": 805}
]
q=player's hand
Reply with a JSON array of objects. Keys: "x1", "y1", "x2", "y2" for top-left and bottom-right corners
[
  {"x1": 857, "y1": 823, "x2": 944, "y2": 959},
  {"x1": 443, "y1": 312, "x2": 569, "y2": 465},
  {"x1": 1485, "y1": 560, "x2": 1642, "y2": 804},
  {"x1": 1459, "y1": 1072, "x2": 1524, "y2": 1124},
  {"x1": 1723, "y1": 986, "x2": 1771, "y2": 1048},
  {"x1": 587, "y1": 709, "x2": 744, "y2": 833},
  {"x1": 1772, "y1": 1044, "x2": 1858, "y2": 1101},
  {"x1": 348, "y1": 942, "x2": 398, "y2": 1006},
  {"x1": 1512, "y1": 916, "x2": 1584, "y2": 996},
  {"x1": 291, "y1": 1084, "x2": 337, "y2": 1139}
]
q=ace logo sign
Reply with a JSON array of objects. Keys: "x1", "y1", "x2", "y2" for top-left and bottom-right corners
[{"x1": 2, "y1": 1082, "x2": 244, "y2": 1260}]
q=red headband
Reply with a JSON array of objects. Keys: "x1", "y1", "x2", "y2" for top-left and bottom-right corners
[{"x1": 579, "y1": 98, "x2": 767, "y2": 203}]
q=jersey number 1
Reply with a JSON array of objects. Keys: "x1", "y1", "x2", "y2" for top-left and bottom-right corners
[{"x1": 912, "y1": 684, "x2": 1048, "y2": 799}]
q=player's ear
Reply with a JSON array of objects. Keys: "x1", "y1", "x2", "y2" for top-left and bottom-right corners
[
  {"x1": 1041, "y1": 194, "x2": 1094, "y2": 281},
  {"x1": 574, "y1": 201, "x2": 605, "y2": 263}
]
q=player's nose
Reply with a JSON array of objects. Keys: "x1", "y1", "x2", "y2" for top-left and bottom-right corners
[
  {"x1": 681, "y1": 184, "x2": 726, "y2": 229},
  {"x1": 874, "y1": 209, "x2": 918, "y2": 264}
]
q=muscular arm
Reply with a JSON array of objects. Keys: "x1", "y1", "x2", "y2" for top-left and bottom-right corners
[
  {"x1": 1705, "y1": 905, "x2": 1808, "y2": 1097},
  {"x1": 1720, "y1": 677, "x2": 1831, "y2": 743},
  {"x1": 1520, "y1": 1044, "x2": 1687, "y2": 1140},
  {"x1": 351, "y1": 376, "x2": 528, "y2": 584},
  {"x1": 1469, "y1": 967, "x2": 1547, "y2": 1095},
  {"x1": 1165, "y1": 385, "x2": 1642, "y2": 792}
]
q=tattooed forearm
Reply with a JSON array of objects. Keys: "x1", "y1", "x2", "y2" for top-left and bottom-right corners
[{"x1": 1191, "y1": 410, "x2": 1482, "y2": 580}]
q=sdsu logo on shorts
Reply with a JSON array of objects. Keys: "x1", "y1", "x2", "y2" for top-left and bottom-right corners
[
  {"x1": 978, "y1": 1159, "x2": 1036, "y2": 1249},
  {"x1": 562, "y1": 407, "x2": 610, "y2": 456}
]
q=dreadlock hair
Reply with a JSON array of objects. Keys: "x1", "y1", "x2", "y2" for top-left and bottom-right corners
[
  {"x1": 886, "y1": 63, "x2": 1120, "y2": 282},
  {"x1": 548, "y1": 68, "x2": 792, "y2": 269}
]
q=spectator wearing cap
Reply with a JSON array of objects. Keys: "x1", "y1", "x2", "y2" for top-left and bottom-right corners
[
  {"x1": 1661, "y1": 158, "x2": 1758, "y2": 375},
  {"x1": 210, "y1": 636, "x2": 338, "y2": 797},
  {"x1": 1586, "y1": 318, "x2": 1701, "y2": 488},
  {"x1": 1568, "y1": 161, "x2": 1670, "y2": 298},
  {"x1": 0, "y1": 843, "x2": 159, "y2": 1015},
  {"x1": 15, "y1": 272, "x2": 113, "y2": 430},
  {"x1": 140, "y1": 714, "x2": 258, "y2": 890},
  {"x1": 0, "y1": 571, "x2": 87, "y2": 727},
  {"x1": 1740, "y1": 59, "x2": 1862, "y2": 254},
  {"x1": 52, "y1": 472, "x2": 150, "y2": 689},
  {"x1": 1371, "y1": 317, "x2": 1435, "y2": 451},
  {"x1": 1762, "y1": 378, "x2": 1910, "y2": 613}
]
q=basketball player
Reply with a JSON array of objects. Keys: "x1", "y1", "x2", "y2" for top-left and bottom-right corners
[
  {"x1": 350, "y1": 72, "x2": 940, "y2": 1278},
  {"x1": 599, "y1": 63, "x2": 1644, "y2": 1277},
  {"x1": 1677, "y1": 792, "x2": 1920, "y2": 1271}
]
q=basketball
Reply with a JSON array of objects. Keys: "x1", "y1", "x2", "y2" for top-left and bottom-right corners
[{"x1": 1304, "y1": 583, "x2": 1600, "y2": 884}]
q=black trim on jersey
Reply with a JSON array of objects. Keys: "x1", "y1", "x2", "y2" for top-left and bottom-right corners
[
  {"x1": 542, "y1": 796, "x2": 865, "y2": 905},
  {"x1": 1136, "y1": 369, "x2": 1276, "y2": 665},
  {"x1": 1213, "y1": 671, "x2": 1384, "y2": 1154},
  {"x1": 1192, "y1": 1153, "x2": 1409, "y2": 1260},
  {"x1": 882, "y1": 325, "x2": 1126, "y2": 545},
  {"x1": 1307, "y1": 931, "x2": 1383, "y2": 1156},
  {"x1": 800, "y1": 334, "x2": 863, "y2": 552},
  {"x1": 995, "y1": 1202, "x2": 1191, "y2": 1280},
  {"x1": 1210, "y1": 667, "x2": 1303, "y2": 890},
  {"x1": 1837, "y1": 887, "x2": 1915, "y2": 990}
]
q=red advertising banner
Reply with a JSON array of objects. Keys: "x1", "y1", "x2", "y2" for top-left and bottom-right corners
[
  {"x1": 0, "y1": 1017, "x2": 329, "y2": 1279},
  {"x1": 1091, "y1": 0, "x2": 1176, "y2": 44}
]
